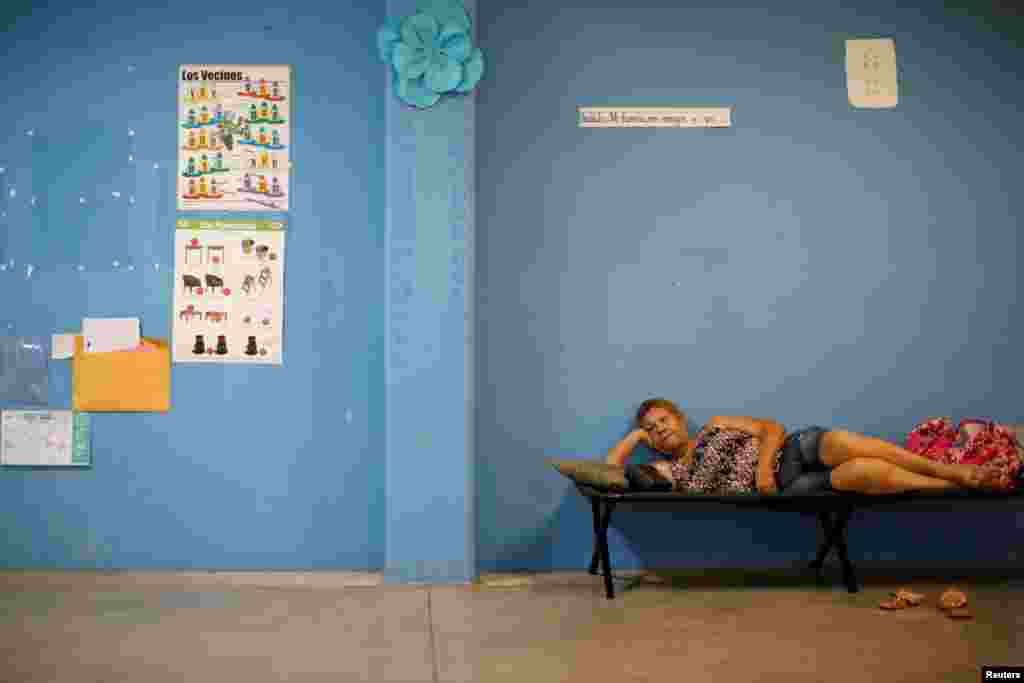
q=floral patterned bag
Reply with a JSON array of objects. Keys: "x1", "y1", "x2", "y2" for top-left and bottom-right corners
[
  {"x1": 905, "y1": 417, "x2": 957, "y2": 460},
  {"x1": 906, "y1": 417, "x2": 1023, "y2": 492}
]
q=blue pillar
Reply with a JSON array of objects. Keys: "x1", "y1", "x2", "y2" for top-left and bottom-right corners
[{"x1": 384, "y1": 0, "x2": 476, "y2": 583}]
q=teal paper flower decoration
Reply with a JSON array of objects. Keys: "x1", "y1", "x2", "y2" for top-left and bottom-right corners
[{"x1": 377, "y1": 0, "x2": 485, "y2": 109}]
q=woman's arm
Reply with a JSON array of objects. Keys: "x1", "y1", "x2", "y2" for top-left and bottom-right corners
[
  {"x1": 705, "y1": 415, "x2": 787, "y2": 494},
  {"x1": 605, "y1": 429, "x2": 651, "y2": 465}
]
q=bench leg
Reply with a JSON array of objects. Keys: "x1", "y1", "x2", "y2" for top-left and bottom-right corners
[
  {"x1": 588, "y1": 498, "x2": 602, "y2": 575},
  {"x1": 808, "y1": 508, "x2": 859, "y2": 593},
  {"x1": 587, "y1": 498, "x2": 617, "y2": 599},
  {"x1": 832, "y1": 508, "x2": 859, "y2": 593},
  {"x1": 808, "y1": 512, "x2": 835, "y2": 584}
]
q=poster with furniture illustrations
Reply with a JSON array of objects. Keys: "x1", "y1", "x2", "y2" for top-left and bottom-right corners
[
  {"x1": 178, "y1": 64, "x2": 291, "y2": 212},
  {"x1": 173, "y1": 219, "x2": 286, "y2": 364}
]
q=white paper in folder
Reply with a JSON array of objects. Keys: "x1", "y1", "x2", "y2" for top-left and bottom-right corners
[
  {"x1": 52, "y1": 333, "x2": 76, "y2": 359},
  {"x1": 82, "y1": 317, "x2": 140, "y2": 353}
]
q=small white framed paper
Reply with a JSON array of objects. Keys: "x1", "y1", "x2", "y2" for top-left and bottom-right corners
[{"x1": 846, "y1": 38, "x2": 898, "y2": 109}]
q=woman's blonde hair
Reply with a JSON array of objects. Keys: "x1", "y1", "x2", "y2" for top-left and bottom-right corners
[{"x1": 634, "y1": 398, "x2": 687, "y2": 428}]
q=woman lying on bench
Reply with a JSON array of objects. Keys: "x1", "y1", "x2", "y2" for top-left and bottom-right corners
[{"x1": 606, "y1": 398, "x2": 1008, "y2": 496}]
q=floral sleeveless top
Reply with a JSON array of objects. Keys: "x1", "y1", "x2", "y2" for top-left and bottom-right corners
[{"x1": 668, "y1": 426, "x2": 761, "y2": 494}]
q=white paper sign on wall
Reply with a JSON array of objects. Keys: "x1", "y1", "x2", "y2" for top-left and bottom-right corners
[
  {"x1": 579, "y1": 107, "x2": 731, "y2": 128},
  {"x1": 846, "y1": 38, "x2": 898, "y2": 109}
]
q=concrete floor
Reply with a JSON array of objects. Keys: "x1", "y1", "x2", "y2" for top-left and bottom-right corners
[{"x1": 1, "y1": 569, "x2": 1021, "y2": 682}]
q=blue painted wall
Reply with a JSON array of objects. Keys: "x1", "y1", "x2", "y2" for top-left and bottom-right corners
[
  {"x1": 476, "y1": 2, "x2": 1023, "y2": 571},
  {"x1": 3, "y1": 0, "x2": 1021, "y2": 577},
  {"x1": 1, "y1": 2, "x2": 386, "y2": 569}
]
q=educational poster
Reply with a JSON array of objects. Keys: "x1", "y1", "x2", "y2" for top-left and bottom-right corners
[
  {"x1": 845, "y1": 39, "x2": 898, "y2": 109},
  {"x1": 178, "y1": 64, "x2": 291, "y2": 212},
  {"x1": 173, "y1": 219, "x2": 286, "y2": 364},
  {"x1": 1, "y1": 410, "x2": 91, "y2": 467}
]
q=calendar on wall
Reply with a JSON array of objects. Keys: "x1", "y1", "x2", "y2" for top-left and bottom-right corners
[{"x1": 1, "y1": 410, "x2": 91, "y2": 467}]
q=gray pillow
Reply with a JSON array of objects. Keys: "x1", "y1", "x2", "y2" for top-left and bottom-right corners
[{"x1": 548, "y1": 458, "x2": 629, "y2": 491}]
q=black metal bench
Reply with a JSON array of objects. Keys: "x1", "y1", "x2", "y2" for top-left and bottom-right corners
[{"x1": 576, "y1": 483, "x2": 1024, "y2": 599}]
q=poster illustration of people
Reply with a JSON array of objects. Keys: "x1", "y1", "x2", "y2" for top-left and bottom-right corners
[{"x1": 178, "y1": 64, "x2": 291, "y2": 212}]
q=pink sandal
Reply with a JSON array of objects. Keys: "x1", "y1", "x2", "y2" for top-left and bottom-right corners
[
  {"x1": 879, "y1": 588, "x2": 924, "y2": 610},
  {"x1": 939, "y1": 586, "x2": 973, "y2": 619}
]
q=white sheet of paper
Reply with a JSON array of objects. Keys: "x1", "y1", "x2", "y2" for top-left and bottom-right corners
[
  {"x1": 52, "y1": 333, "x2": 76, "y2": 359},
  {"x1": 846, "y1": 38, "x2": 898, "y2": 109},
  {"x1": 82, "y1": 317, "x2": 140, "y2": 353},
  {"x1": 578, "y1": 107, "x2": 731, "y2": 128},
  {"x1": 1, "y1": 410, "x2": 91, "y2": 466}
]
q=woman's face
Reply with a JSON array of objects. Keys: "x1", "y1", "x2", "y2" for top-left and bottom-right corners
[{"x1": 640, "y1": 406, "x2": 686, "y2": 454}]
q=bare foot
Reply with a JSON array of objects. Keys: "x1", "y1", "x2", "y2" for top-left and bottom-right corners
[{"x1": 956, "y1": 464, "x2": 1003, "y2": 491}]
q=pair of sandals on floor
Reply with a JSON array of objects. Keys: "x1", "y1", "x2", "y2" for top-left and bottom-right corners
[{"x1": 879, "y1": 586, "x2": 972, "y2": 619}]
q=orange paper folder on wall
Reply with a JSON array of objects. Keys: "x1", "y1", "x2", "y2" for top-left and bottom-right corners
[{"x1": 72, "y1": 336, "x2": 171, "y2": 412}]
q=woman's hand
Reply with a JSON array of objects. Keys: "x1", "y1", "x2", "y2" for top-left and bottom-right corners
[
  {"x1": 706, "y1": 415, "x2": 786, "y2": 494},
  {"x1": 606, "y1": 429, "x2": 652, "y2": 465},
  {"x1": 632, "y1": 428, "x2": 652, "y2": 448}
]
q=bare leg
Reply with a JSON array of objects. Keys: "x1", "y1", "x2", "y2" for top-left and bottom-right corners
[
  {"x1": 829, "y1": 458, "x2": 960, "y2": 495},
  {"x1": 819, "y1": 430, "x2": 997, "y2": 490}
]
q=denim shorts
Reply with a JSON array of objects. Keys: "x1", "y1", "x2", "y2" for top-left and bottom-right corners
[{"x1": 775, "y1": 426, "x2": 835, "y2": 495}]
